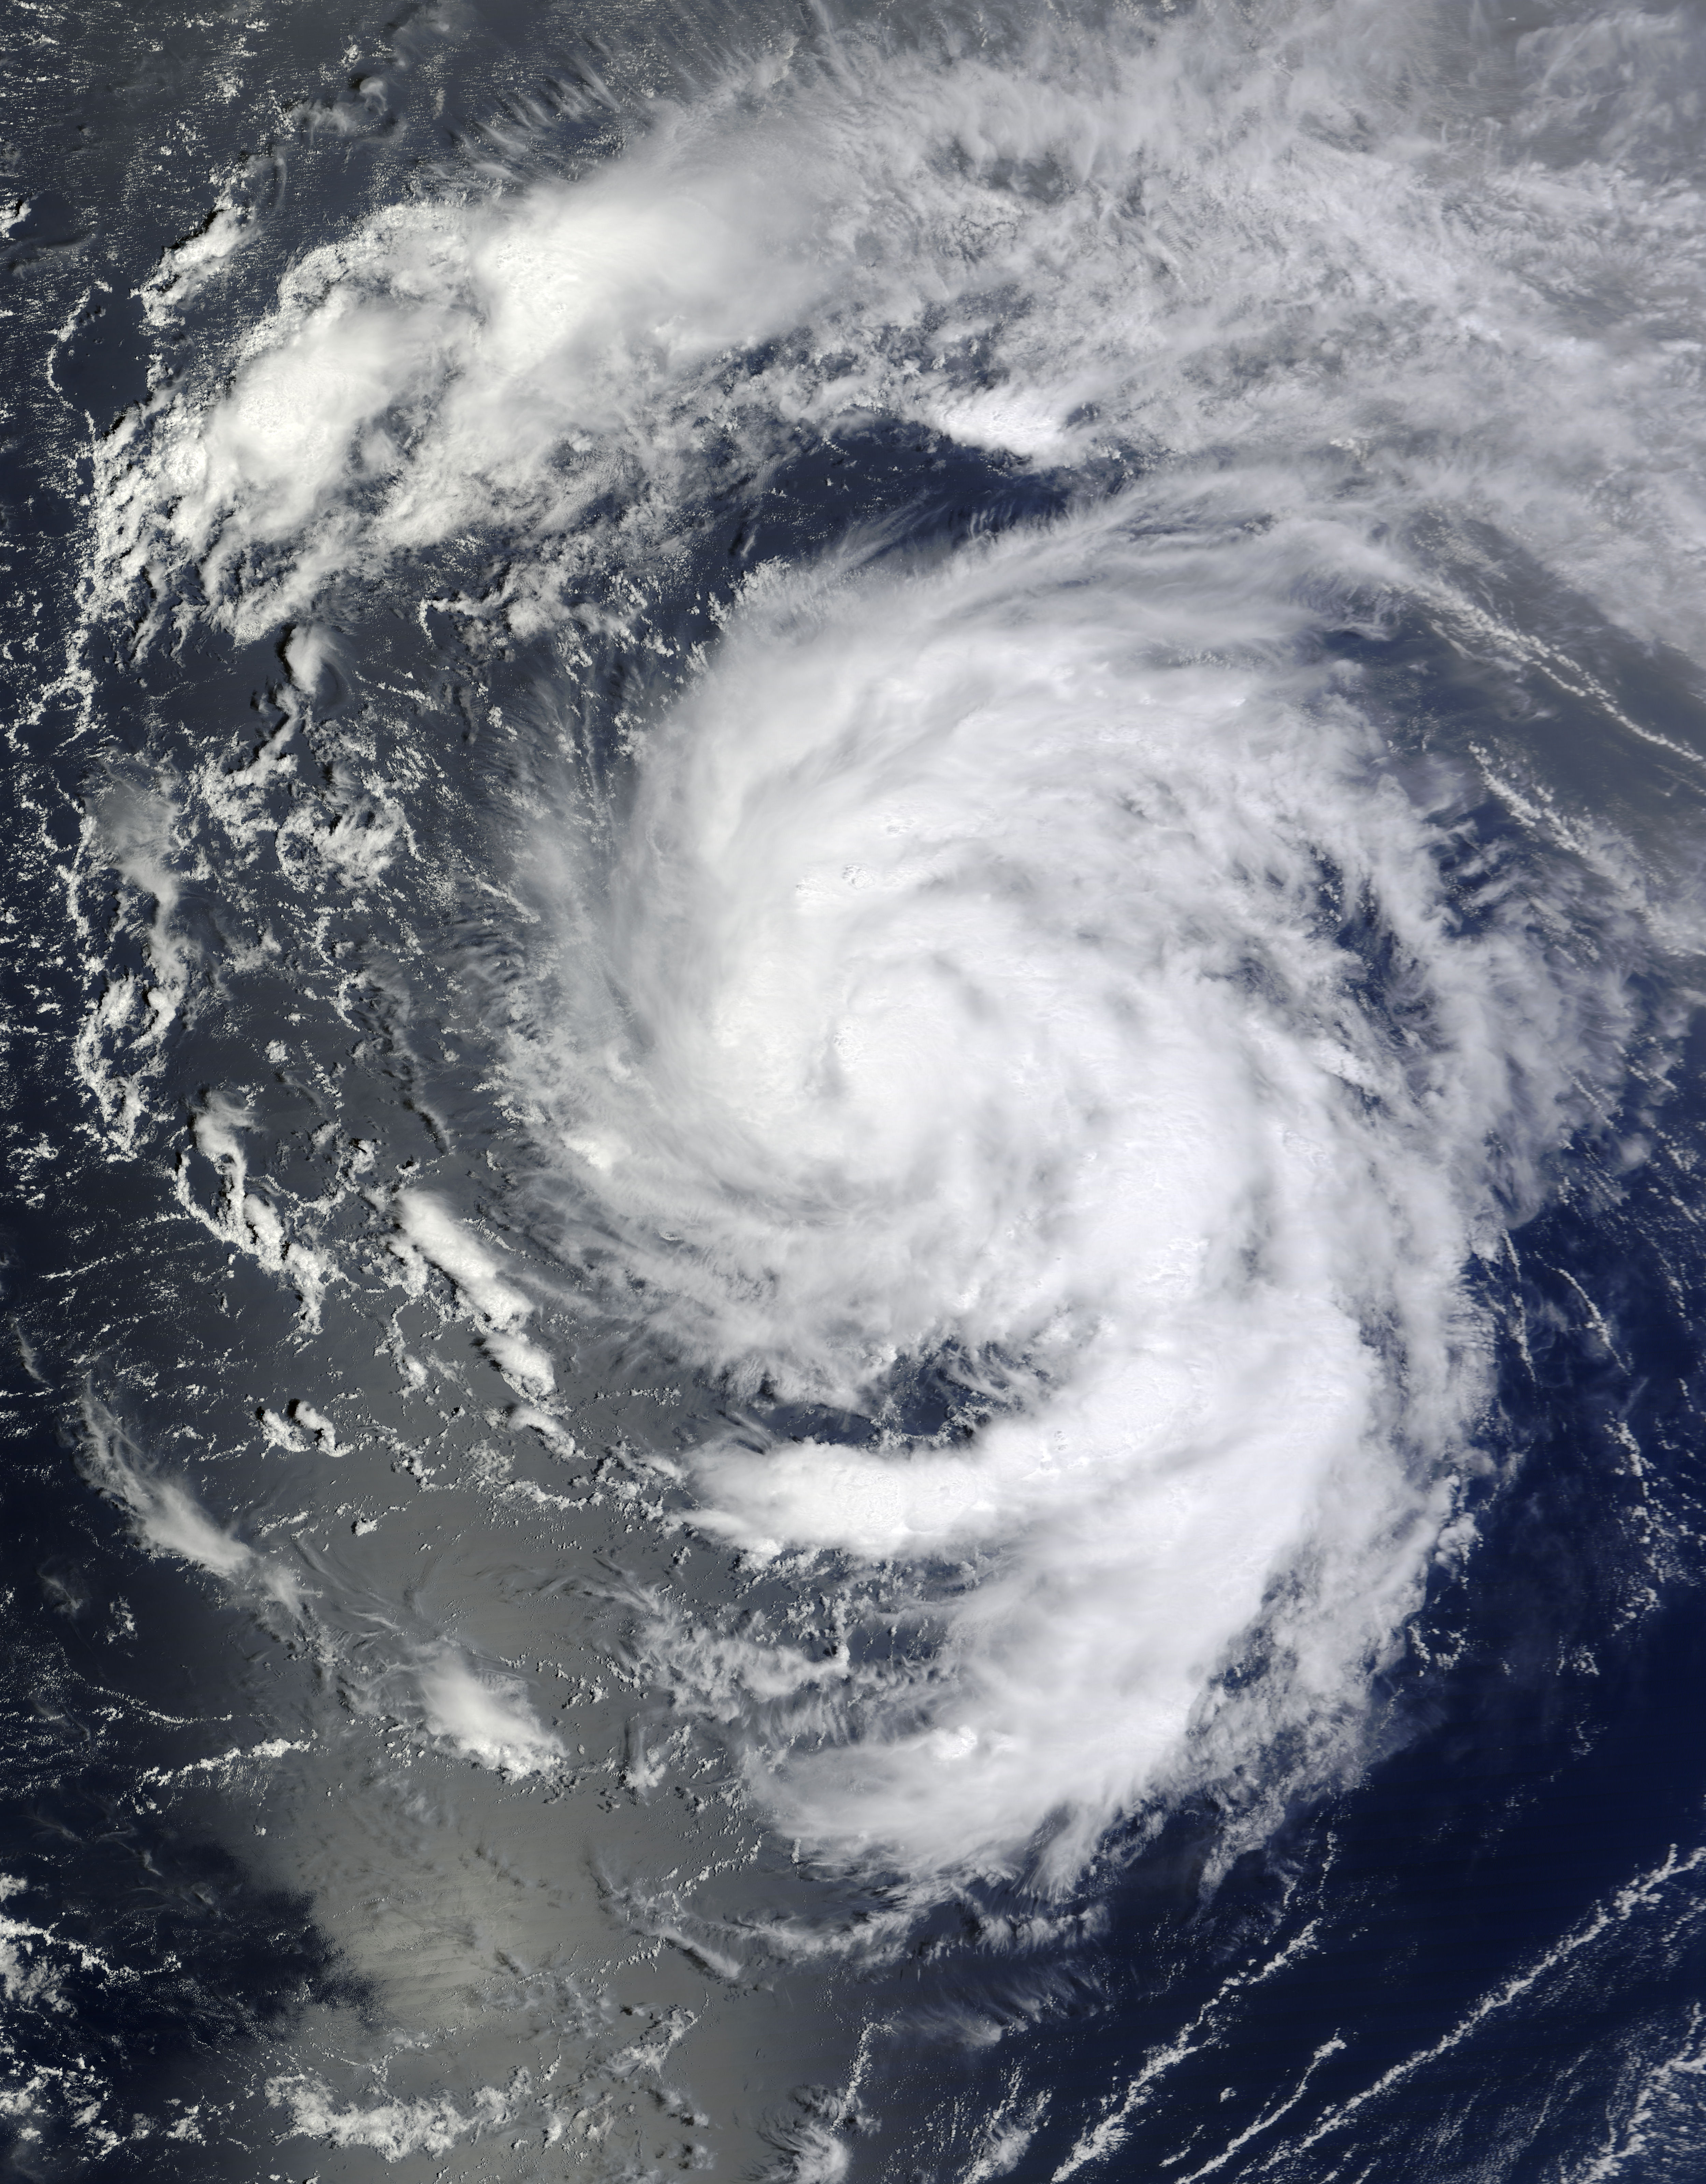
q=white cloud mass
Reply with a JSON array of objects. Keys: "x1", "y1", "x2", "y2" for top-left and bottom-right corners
[{"x1": 93, "y1": 0, "x2": 1706, "y2": 1887}]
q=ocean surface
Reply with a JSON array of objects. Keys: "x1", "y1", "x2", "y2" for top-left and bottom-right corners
[{"x1": 6, "y1": 0, "x2": 1706, "y2": 2176}]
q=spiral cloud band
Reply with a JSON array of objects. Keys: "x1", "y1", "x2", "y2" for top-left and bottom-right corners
[{"x1": 98, "y1": 0, "x2": 1697, "y2": 1891}]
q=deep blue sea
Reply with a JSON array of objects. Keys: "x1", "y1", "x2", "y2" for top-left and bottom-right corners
[{"x1": 5, "y1": 1, "x2": 1706, "y2": 2177}]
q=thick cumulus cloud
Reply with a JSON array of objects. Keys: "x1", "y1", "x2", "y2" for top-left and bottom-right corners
[
  {"x1": 93, "y1": 0, "x2": 1706, "y2": 1885},
  {"x1": 541, "y1": 512, "x2": 1618, "y2": 1883}
]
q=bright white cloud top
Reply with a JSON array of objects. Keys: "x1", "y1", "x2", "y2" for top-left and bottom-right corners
[{"x1": 92, "y1": 0, "x2": 1706, "y2": 1896}]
